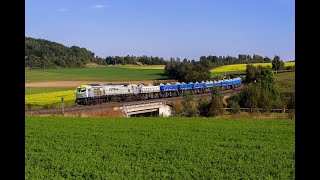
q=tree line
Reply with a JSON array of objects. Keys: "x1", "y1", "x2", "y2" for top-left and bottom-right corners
[
  {"x1": 25, "y1": 37, "x2": 293, "y2": 73},
  {"x1": 199, "y1": 54, "x2": 272, "y2": 69},
  {"x1": 105, "y1": 55, "x2": 167, "y2": 65}
]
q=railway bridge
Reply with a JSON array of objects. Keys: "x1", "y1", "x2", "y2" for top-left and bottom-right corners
[{"x1": 122, "y1": 100, "x2": 172, "y2": 117}]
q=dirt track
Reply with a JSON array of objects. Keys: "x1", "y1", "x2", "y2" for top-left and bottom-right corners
[{"x1": 25, "y1": 80, "x2": 178, "y2": 87}]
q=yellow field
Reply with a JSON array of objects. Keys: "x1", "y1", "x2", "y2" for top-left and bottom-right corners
[
  {"x1": 25, "y1": 90, "x2": 75, "y2": 105},
  {"x1": 210, "y1": 62, "x2": 295, "y2": 73},
  {"x1": 119, "y1": 65, "x2": 165, "y2": 70}
]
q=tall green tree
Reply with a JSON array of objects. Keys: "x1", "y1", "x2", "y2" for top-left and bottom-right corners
[
  {"x1": 272, "y1": 55, "x2": 284, "y2": 73},
  {"x1": 258, "y1": 67, "x2": 280, "y2": 101},
  {"x1": 237, "y1": 66, "x2": 280, "y2": 109}
]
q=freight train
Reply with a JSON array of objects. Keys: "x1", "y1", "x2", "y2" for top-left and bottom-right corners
[{"x1": 75, "y1": 77, "x2": 242, "y2": 105}]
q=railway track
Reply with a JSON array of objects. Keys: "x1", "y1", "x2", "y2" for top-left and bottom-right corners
[{"x1": 26, "y1": 84, "x2": 244, "y2": 116}]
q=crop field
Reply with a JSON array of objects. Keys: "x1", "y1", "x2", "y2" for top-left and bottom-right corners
[
  {"x1": 275, "y1": 71, "x2": 295, "y2": 93},
  {"x1": 26, "y1": 116, "x2": 294, "y2": 179},
  {"x1": 25, "y1": 88, "x2": 77, "y2": 110},
  {"x1": 25, "y1": 67, "x2": 168, "y2": 83},
  {"x1": 25, "y1": 87, "x2": 75, "y2": 95},
  {"x1": 25, "y1": 90, "x2": 75, "y2": 108},
  {"x1": 120, "y1": 65, "x2": 165, "y2": 70},
  {"x1": 210, "y1": 62, "x2": 295, "y2": 75}
]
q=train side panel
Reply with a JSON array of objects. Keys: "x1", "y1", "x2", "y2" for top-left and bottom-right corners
[
  {"x1": 140, "y1": 86, "x2": 160, "y2": 93},
  {"x1": 92, "y1": 84, "x2": 134, "y2": 96},
  {"x1": 160, "y1": 85, "x2": 178, "y2": 92}
]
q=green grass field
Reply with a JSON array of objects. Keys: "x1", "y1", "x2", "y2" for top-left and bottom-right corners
[
  {"x1": 26, "y1": 67, "x2": 168, "y2": 83},
  {"x1": 275, "y1": 72, "x2": 295, "y2": 93},
  {"x1": 210, "y1": 62, "x2": 295, "y2": 75},
  {"x1": 26, "y1": 116, "x2": 294, "y2": 179}
]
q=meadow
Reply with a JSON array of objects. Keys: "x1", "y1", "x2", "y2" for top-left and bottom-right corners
[
  {"x1": 25, "y1": 67, "x2": 169, "y2": 83},
  {"x1": 275, "y1": 71, "x2": 295, "y2": 93},
  {"x1": 210, "y1": 62, "x2": 295, "y2": 75},
  {"x1": 26, "y1": 116, "x2": 295, "y2": 179}
]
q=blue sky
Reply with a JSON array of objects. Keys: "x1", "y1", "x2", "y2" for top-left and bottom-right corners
[{"x1": 26, "y1": 0, "x2": 295, "y2": 61}]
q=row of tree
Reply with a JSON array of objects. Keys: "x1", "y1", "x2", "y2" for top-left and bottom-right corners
[
  {"x1": 105, "y1": 55, "x2": 167, "y2": 65},
  {"x1": 164, "y1": 59, "x2": 212, "y2": 82},
  {"x1": 198, "y1": 54, "x2": 272, "y2": 69}
]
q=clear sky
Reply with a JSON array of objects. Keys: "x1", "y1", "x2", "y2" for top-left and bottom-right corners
[{"x1": 26, "y1": 0, "x2": 295, "y2": 61}]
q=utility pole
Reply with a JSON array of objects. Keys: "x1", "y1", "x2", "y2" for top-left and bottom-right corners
[{"x1": 61, "y1": 97, "x2": 64, "y2": 116}]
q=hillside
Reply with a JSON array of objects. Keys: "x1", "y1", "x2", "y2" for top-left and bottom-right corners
[
  {"x1": 25, "y1": 37, "x2": 106, "y2": 68},
  {"x1": 25, "y1": 37, "x2": 168, "y2": 68}
]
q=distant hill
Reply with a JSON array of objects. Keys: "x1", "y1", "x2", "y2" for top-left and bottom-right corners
[{"x1": 25, "y1": 37, "x2": 106, "y2": 68}]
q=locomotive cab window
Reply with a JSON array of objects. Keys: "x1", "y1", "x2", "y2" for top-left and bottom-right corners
[{"x1": 77, "y1": 88, "x2": 86, "y2": 93}]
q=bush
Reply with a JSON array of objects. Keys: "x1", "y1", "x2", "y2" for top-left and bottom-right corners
[
  {"x1": 228, "y1": 100, "x2": 240, "y2": 113},
  {"x1": 208, "y1": 96, "x2": 224, "y2": 117},
  {"x1": 280, "y1": 92, "x2": 295, "y2": 109},
  {"x1": 238, "y1": 83, "x2": 260, "y2": 109},
  {"x1": 172, "y1": 101, "x2": 184, "y2": 116},
  {"x1": 198, "y1": 97, "x2": 210, "y2": 117},
  {"x1": 182, "y1": 92, "x2": 199, "y2": 117},
  {"x1": 259, "y1": 90, "x2": 272, "y2": 111}
]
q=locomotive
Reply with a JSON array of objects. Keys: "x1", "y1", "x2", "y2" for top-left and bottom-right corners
[{"x1": 75, "y1": 77, "x2": 242, "y2": 105}]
